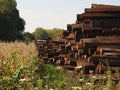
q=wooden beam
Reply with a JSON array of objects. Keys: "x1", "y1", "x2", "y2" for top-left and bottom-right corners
[
  {"x1": 91, "y1": 4, "x2": 120, "y2": 9},
  {"x1": 82, "y1": 13, "x2": 120, "y2": 19},
  {"x1": 85, "y1": 8, "x2": 120, "y2": 13}
]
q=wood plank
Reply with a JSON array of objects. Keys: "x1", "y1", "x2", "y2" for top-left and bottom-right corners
[
  {"x1": 85, "y1": 8, "x2": 120, "y2": 13},
  {"x1": 91, "y1": 55, "x2": 120, "y2": 66},
  {"x1": 77, "y1": 14, "x2": 83, "y2": 21},
  {"x1": 103, "y1": 30, "x2": 120, "y2": 35},
  {"x1": 91, "y1": 4, "x2": 120, "y2": 9},
  {"x1": 82, "y1": 13, "x2": 120, "y2": 18}
]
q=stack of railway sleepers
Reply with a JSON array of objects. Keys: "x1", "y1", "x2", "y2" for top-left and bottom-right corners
[
  {"x1": 35, "y1": 4, "x2": 120, "y2": 75},
  {"x1": 67, "y1": 4, "x2": 120, "y2": 74},
  {"x1": 34, "y1": 39, "x2": 81, "y2": 70}
]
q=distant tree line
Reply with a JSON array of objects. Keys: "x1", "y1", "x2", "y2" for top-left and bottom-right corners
[{"x1": 23, "y1": 27, "x2": 63, "y2": 43}]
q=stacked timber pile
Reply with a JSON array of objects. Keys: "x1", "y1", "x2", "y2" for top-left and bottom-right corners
[
  {"x1": 35, "y1": 4, "x2": 120, "y2": 74},
  {"x1": 34, "y1": 38, "x2": 78, "y2": 70}
]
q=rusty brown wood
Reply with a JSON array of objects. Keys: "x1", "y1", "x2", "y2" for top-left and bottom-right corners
[
  {"x1": 82, "y1": 13, "x2": 120, "y2": 18},
  {"x1": 91, "y1": 4, "x2": 120, "y2": 9},
  {"x1": 85, "y1": 8, "x2": 120, "y2": 13}
]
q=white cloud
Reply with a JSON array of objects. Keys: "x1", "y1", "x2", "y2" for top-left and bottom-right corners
[{"x1": 19, "y1": 9, "x2": 75, "y2": 33}]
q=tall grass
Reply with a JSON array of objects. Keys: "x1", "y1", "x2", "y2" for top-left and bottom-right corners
[
  {"x1": 0, "y1": 41, "x2": 37, "y2": 72},
  {"x1": 0, "y1": 41, "x2": 66, "y2": 90},
  {"x1": 0, "y1": 41, "x2": 120, "y2": 90},
  {"x1": 0, "y1": 41, "x2": 39, "y2": 90}
]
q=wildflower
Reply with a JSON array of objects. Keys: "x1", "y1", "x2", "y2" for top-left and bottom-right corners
[
  {"x1": 71, "y1": 86, "x2": 82, "y2": 90},
  {"x1": 19, "y1": 78, "x2": 27, "y2": 82},
  {"x1": 79, "y1": 78, "x2": 84, "y2": 83}
]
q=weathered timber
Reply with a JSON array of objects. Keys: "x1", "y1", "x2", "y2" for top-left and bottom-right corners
[
  {"x1": 85, "y1": 8, "x2": 120, "y2": 13},
  {"x1": 82, "y1": 13, "x2": 120, "y2": 19},
  {"x1": 76, "y1": 14, "x2": 83, "y2": 22},
  {"x1": 67, "y1": 24, "x2": 74, "y2": 33},
  {"x1": 103, "y1": 29, "x2": 120, "y2": 35},
  {"x1": 91, "y1": 4, "x2": 120, "y2": 9},
  {"x1": 79, "y1": 38, "x2": 99, "y2": 48},
  {"x1": 91, "y1": 55, "x2": 120, "y2": 66},
  {"x1": 62, "y1": 30, "x2": 69, "y2": 38},
  {"x1": 100, "y1": 47, "x2": 120, "y2": 52},
  {"x1": 96, "y1": 36, "x2": 120, "y2": 44},
  {"x1": 91, "y1": 19, "x2": 120, "y2": 27},
  {"x1": 86, "y1": 37, "x2": 120, "y2": 47},
  {"x1": 63, "y1": 65, "x2": 75, "y2": 70}
]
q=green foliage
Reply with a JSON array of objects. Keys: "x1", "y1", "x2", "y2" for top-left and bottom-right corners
[
  {"x1": 23, "y1": 32, "x2": 34, "y2": 44},
  {"x1": 46, "y1": 28, "x2": 63, "y2": 38},
  {"x1": 33, "y1": 27, "x2": 63, "y2": 40},
  {"x1": 0, "y1": 0, "x2": 16, "y2": 13},
  {"x1": 33, "y1": 27, "x2": 50, "y2": 40},
  {"x1": 0, "y1": 0, "x2": 25, "y2": 41},
  {"x1": 17, "y1": 18, "x2": 25, "y2": 32},
  {"x1": 35, "y1": 64, "x2": 66, "y2": 89}
]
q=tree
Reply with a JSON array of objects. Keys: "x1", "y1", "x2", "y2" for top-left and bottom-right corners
[
  {"x1": 0, "y1": 0, "x2": 25, "y2": 41},
  {"x1": 23, "y1": 32, "x2": 34, "y2": 43},
  {"x1": 46, "y1": 28, "x2": 63, "y2": 38},
  {"x1": 33, "y1": 27, "x2": 50, "y2": 40}
]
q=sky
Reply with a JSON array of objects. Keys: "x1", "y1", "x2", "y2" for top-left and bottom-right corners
[{"x1": 16, "y1": 0, "x2": 120, "y2": 33}]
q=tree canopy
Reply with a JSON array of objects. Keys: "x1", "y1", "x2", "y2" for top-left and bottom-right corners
[
  {"x1": 23, "y1": 32, "x2": 34, "y2": 44},
  {"x1": 33, "y1": 28, "x2": 50, "y2": 40},
  {"x1": 46, "y1": 28, "x2": 63, "y2": 38},
  {"x1": 0, "y1": 0, "x2": 16, "y2": 13},
  {"x1": 0, "y1": 0, "x2": 25, "y2": 41},
  {"x1": 33, "y1": 27, "x2": 63, "y2": 40}
]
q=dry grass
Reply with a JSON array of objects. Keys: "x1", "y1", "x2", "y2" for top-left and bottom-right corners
[
  {"x1": 0, "y1": 41, "x2": 65, "y2": 90},
  {"x1": 0, "y1": 41, "x2": 38, "y2": 74},
  {"x1": 0, "y1": 41, "x2": 40, "y2": 90}
]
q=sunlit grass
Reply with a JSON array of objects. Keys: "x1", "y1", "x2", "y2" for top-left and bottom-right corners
[
  {"x1": 0, "y1": 41, "x2": 37, "y2": 74},
  {"x1": 0, "y1": 41, "x2": 39, "y2": 89},
  {"x1": 0, "y1": 41, "x2": 65, "y2": 90}
]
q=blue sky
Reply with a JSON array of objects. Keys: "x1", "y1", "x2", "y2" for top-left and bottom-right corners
[{"x1": 16, "y1": 0, "x2": 120, "y2": 32}]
